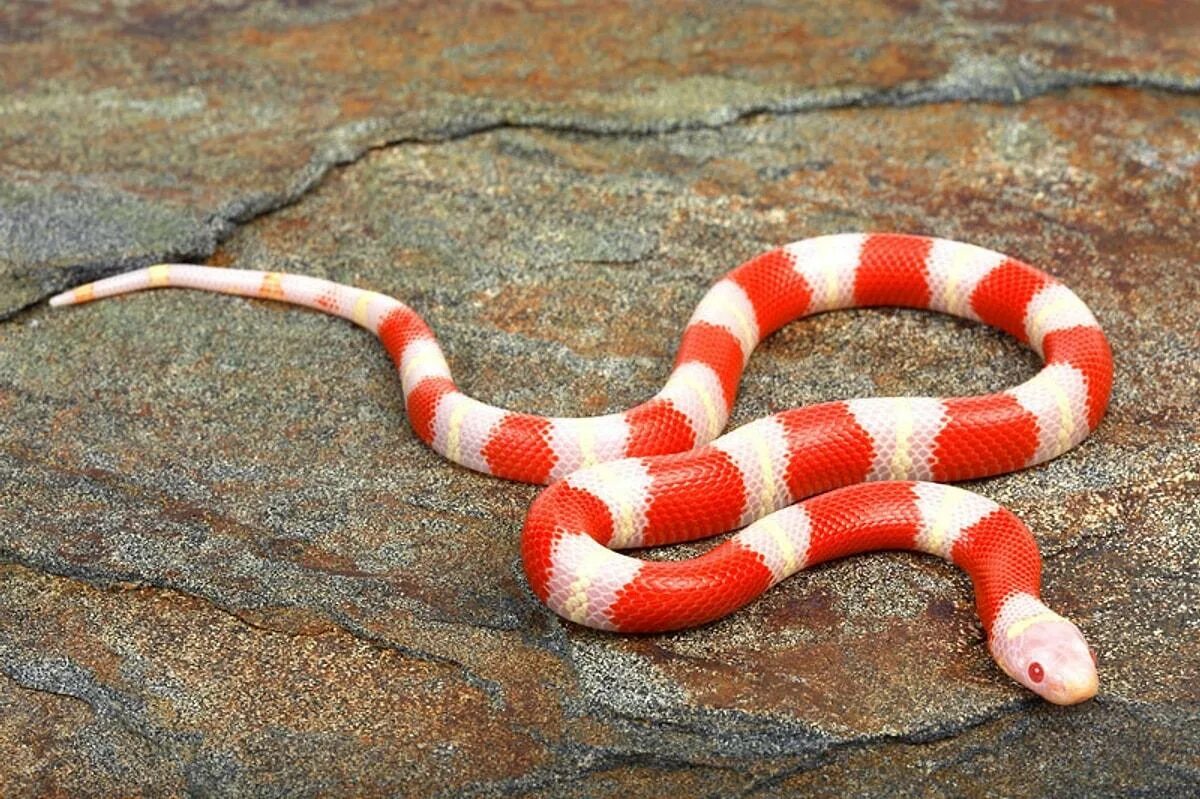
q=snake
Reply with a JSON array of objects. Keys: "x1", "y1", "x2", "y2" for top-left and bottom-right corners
[{"x1": 51, "y1": 232, "x2": 1113, "y2": 705}]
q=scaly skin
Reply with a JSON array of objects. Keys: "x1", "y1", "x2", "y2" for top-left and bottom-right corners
[{"x1": 52, "y1": 233, "x2": 1113, "y2": 704}]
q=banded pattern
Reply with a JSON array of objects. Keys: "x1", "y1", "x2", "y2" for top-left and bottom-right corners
[
  {"x1": 524, "y1": 481, "x2": 1029, "y2": 632},
  {"x1": 51, "y1": 233, "x2": 1113, "y2": 703}
]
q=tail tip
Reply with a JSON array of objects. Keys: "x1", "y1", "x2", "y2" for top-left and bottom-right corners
[{"x1": 49, "y1": 283, "x2": 95, "y2": 307}]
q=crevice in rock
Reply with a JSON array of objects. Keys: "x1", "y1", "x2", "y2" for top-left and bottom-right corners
[
  {"x1": 0, "y1": 651, "x2": 201, "y2": 759},
  {"x1": 471, "y1": 692, "x2": 1033, "y2": 796},
  {"x1": 4, "y1": 66, "x2": 1198, "y2": 322},
  {"x1": 0, "y1": 557, "x2": 505, "y2": 704},
  {"x1": 0, "y1": 668, "x2": 95, "y2": 710},
  {"x1": 733, "y1": 700, "x2": 1034, "y2": 796}
]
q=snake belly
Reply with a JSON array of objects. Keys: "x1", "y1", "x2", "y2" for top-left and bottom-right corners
[{"x1": 51, "y1": 233, "x2": 1114, "y2": 704}]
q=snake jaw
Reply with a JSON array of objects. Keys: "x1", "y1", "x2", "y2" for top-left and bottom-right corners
[{"x1": 991, "y1": 614, "x2": 1098, "y2": 705}]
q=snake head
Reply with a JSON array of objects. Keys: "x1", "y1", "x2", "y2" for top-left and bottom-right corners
[{"x1": 989, "y1": 600, "x2": 1098, "y2": 705}]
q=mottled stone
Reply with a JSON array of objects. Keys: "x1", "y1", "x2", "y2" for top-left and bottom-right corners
[{"x1": 1, "y1": 2, "x2": 1198, "y2": 797}]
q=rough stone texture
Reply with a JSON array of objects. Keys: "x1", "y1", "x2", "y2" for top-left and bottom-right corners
[
  {"x1": 1, "y1": 3, "x2": 1198, "y2": 797},
  {"x1": 4, "y1": 0, "x2": 1200, "y2": 319}
]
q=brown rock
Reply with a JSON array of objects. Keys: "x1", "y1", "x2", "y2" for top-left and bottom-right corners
[{"x1": 1, "y1": 2, "x2": 1197, "y2": 796}]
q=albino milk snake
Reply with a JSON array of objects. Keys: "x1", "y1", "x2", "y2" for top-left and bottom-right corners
[{"x1": 52, "y1": 232, "x2": 1113, "y2": 704}]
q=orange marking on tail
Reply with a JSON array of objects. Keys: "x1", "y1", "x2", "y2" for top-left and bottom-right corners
[
  {"x1": 148, "y1": 265, "x2": 171, "y2": 287},
  {"x1": 260, "y1": 272, "x2": 286, "y2": 300}
]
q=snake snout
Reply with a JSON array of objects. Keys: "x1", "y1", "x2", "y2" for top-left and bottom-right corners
[
  {"x1": 992, "y1": 614, "x2": 1099, "y2": 705},
  {"x1": 1043, "y1": 660, "x2": 1099, "y2": 705}
]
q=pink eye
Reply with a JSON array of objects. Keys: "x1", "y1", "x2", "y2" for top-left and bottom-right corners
[{"x1": 1028, "y1": 662, "x2": 1045, "y2": 683}]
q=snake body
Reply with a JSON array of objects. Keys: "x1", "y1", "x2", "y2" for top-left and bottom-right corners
[{"x1": 52, "y1": 233, "x2": 1113, "y2": 704}]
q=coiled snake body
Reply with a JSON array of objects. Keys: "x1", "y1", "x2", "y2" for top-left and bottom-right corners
[{"x1": 52, "y1": 233, "x2": 1113, "y2": 705}]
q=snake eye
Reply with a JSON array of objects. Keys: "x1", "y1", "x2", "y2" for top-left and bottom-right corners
[
  {"x1": 1089, "y1": 648, "x2": 1098, "y2": 667},
  {"x1": 1028, "y1": 662, "x2": 1045, "y2": 683}
]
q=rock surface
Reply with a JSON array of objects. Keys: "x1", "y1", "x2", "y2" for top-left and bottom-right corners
[{"x1": 1, "y1": 3, "x2": 1198, "y2": 797}]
